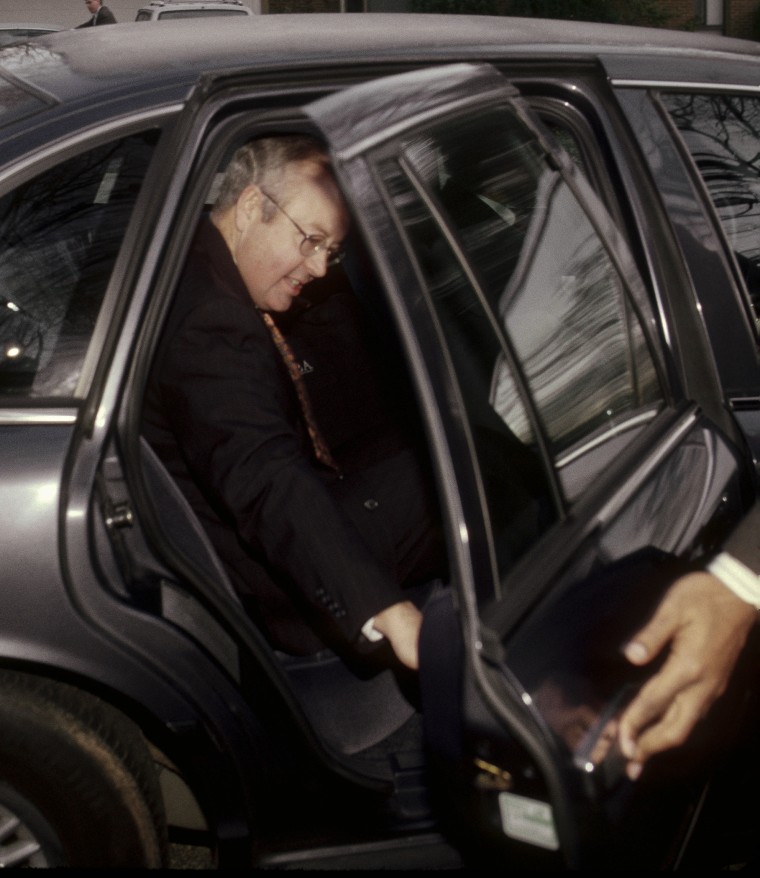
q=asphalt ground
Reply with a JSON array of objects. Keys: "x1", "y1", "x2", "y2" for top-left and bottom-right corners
[{"x1": 171, "y1": 843, "x2": 215, "y2": 868}]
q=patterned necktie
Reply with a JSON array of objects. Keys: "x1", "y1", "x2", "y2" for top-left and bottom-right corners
[{"x1": 259, "y1": 310, "x2": 341, "y2": 474}]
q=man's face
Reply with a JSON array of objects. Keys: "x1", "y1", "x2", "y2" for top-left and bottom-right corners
[
  {"x1": 85, "y1": 0, "x2": 102, "y2": 12},
  {"x1": 231, "y1": 160, "x2": 349, "y2": 313}
]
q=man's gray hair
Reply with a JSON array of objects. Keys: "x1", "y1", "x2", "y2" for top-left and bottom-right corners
[{"x1": 213, "y1": 134, "x2": 330, "y2": 218}]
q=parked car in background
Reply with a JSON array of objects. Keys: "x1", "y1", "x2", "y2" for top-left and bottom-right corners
[
  {"x1": 0, "y1": 24, "x2": 61, "y2": 46},
  {"x1": 135, "y1": 0, "x2": 257, "y2": 20},
  {"x1": 0, "y1": 14, "x2": 758, "y2": 870}
]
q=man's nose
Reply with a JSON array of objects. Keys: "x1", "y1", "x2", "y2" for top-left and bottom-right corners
[{"x1": 305, "y1": 249, "x2": 329, "y2": 277}]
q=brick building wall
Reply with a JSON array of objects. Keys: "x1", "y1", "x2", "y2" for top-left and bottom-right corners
[
  {"x1": 661, "y1": 1, "x2": 759, "y2": 38},
  {"x1": 660, "y1": 0, "x2": 702, "y2": 28},
  {"x1": 660, "y1": 0, "x2": 701, "y2": 29},
  {"x1": 725, "y1": 0, "x2": 759, "y2": 37}
]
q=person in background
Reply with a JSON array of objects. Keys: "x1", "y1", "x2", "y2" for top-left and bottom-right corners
[{"x1": 76, "y1": 0, "x2": 117, "y2": 27}]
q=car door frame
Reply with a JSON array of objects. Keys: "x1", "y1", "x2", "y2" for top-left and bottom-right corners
[{"x1": 298, "y1": 61, "x2": 759, "y2": 868}]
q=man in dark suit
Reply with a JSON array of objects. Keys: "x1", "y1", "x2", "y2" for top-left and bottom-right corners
[
  {"x1": 76, "y1": 0, "x2": 117, "y2": 27},
  {"x1": 142, "y1": 134, "x2": 443, "y2": 670}
]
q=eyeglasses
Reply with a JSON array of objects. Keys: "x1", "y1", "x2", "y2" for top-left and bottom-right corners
[{"x1": 260, "y1": 190, "x2": 344, "y2": 267}]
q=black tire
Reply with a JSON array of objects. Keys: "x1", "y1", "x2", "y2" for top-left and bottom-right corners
[{"x1": 0, "y1": 670, "x2": 168, "y2": 868}]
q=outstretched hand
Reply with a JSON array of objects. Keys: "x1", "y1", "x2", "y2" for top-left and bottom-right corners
[
  {"x1": 617, "y1": 571, "x2": 755, "y2": 780},
  {"x1": 373, "y1": 600, "x2": 423, "y2": 670}
]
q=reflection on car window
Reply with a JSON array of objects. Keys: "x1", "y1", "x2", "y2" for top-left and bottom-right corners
[
  {"x1": 383, "y1": 104, "x2": 663, "y2": 528},
  {"x1": 662, "y1": 93, "x2": 760, "y2": 319},
  {"x1": 380, "y1": 157, "x2": 556, "y2": 579},
  {"x1": 0, "y1": 130, "x2": 159, "y2": 398},
  {"x1": 0, "y1": 75, "x2": 49, "y2": 126}
]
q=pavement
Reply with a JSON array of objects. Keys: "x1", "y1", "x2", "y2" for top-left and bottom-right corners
[{"x1": 171, "y1": 843, "x2": 215, "y2": 869}]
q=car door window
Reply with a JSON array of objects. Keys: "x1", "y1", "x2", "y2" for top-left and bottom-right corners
[
  {"x1": 0, "y1": 130, "x2": 159, "y2": 398},
  {"x1": 661, "y1": 92, "x2": 760, "y2": 319},
  {"x1": 377, "y1": 105, "x2": 664, "y2": 530},
  {"x1": 378, "y1": 154, "x2": 556, "y2": 578}
]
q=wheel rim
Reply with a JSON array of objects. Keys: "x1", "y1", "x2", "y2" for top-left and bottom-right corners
[{"x1": 0, "y1": 800, "x2": 53, "y2": 867}]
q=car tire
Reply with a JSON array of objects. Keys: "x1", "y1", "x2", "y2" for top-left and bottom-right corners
[{"x1": 0, "y1": 670, "x2": 168, "y2": 868}]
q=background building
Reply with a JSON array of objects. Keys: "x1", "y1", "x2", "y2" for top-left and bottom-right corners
[
  {"x1": 6, "y1": 1, "x2": 760, "y2": 41},
  {"x1": 261, "y1": 0, "x2": 759, "y2": 41}
]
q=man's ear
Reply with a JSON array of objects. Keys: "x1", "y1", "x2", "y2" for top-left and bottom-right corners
[{"x1": 235, "y1": 185, "x2": 261, "y2": 229}]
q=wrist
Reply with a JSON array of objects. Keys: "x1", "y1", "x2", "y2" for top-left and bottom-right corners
[{"x1": 707, "y1": 552, "x2": 760, "y2": 610}]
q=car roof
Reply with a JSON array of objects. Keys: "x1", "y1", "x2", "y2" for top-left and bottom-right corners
[{"x1": 1, "y1": 14, "x2": 759, "y2": 130}]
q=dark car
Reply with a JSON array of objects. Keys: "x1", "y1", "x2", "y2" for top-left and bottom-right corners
[{"x1": 0, "y1": 15, "x2": 759, "y2": 870}]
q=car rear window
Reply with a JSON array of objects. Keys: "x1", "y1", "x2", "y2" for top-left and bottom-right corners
[
  {"x1": 156, "y1": 9, "x2": 250, "y2": 16},
  {"x1": 662, "y1": 92, "x2": 760, "y2": 323},
  {"x1": 0, "y1": 129, "x2": 160, "y2": 399},
  {"x1": 0, "y1": 74, "x2": 49, "y2": 127}
]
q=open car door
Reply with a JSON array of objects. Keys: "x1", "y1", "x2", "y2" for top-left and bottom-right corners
[{"x1": 304, "y1": 63, "x2": 760, "y2": 870}]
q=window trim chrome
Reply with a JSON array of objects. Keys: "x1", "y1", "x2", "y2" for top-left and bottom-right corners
[
  {"x1": 0, "y1": 104, "x2": 183, "y2": 191},
  {"x1": 612, "y1": 79, "x2": 760, "y2": 95},
  {"x1": 555, "y1": 408, "x2": 660, "y2": 470},
  {"x1": 0, "y1": 408, "x2": 77, "y2": 425}
]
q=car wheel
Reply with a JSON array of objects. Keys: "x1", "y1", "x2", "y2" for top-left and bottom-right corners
[{"x1": 0, "y1": 670, "x2": 168, "y2": 868}]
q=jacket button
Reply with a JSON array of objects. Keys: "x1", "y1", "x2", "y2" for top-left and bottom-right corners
[{"x1": 363, "y1": 498, "x2": 379, "y2": 510}]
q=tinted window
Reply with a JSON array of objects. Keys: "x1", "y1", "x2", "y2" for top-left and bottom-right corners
[
  {"x1": 386, "y1": 106, "x2": 663, "y2": 506},
  {"x1": 662, "y1": 93, "x2": 760, "y2": 317},
  {"x1": 0, "y1": 130, "x2": 159, "y2": 398},
  {"x1": 380, "y1": 156, "x2": 556, "y2": 576},
  {"x1": 157, "y1": 9, "x2": 249, "y2": 17},
  {"x1": 0, "y1": 28, "x2": 56, "y2": 47},
  {"x1": 0, "y1": 75, "x2": 49, "y2": 126}
]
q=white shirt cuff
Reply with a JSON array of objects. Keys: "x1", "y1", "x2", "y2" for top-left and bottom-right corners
[
  {"x1": 707, "y1": 552, "x2": 760, "y2": 609},
  {"x1": 361, "y1": 617, "x2": 384, "y2": 642}
]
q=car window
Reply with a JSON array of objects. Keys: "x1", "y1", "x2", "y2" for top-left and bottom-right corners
[
  {"x1": 378, "y1": 155, "x2": 557, "y2": 578},
  {"x1": 378, "y1": 105, "x2": 664, "y2": 517},
  {"x1": 0, "y1": 130, "x2": 159, "y2": 399},
  {"x1": 0, "y1": 75, "x2": 50, "y2": 127},
  {"x1": 661, "y1": 92, "x2": 760, "y2": 320},
  {"x1": 0, "y1": 29, "x2": 55, "y2": 47},
  {"x1": 156, "y1": 10, "x2": 249, "y2": 17}
]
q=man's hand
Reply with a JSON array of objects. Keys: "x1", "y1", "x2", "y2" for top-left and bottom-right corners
[
  {"x1": 618, "y1": 572, "x2": 755, "y2": 780},
  {"x1": 373, "y1": 600, "x2": 423, "y2": 670}
]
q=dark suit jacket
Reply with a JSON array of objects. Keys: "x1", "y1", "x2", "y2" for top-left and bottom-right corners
[
  {"x1": 722, "y1": 499, "x2": 760, "y2": 575},
  {"x1": 142, "y1": 219, "x2": 424, "y2": 656},
  {"x1": 76, "y1": 6, "x2": 117, "y2": 27}
]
